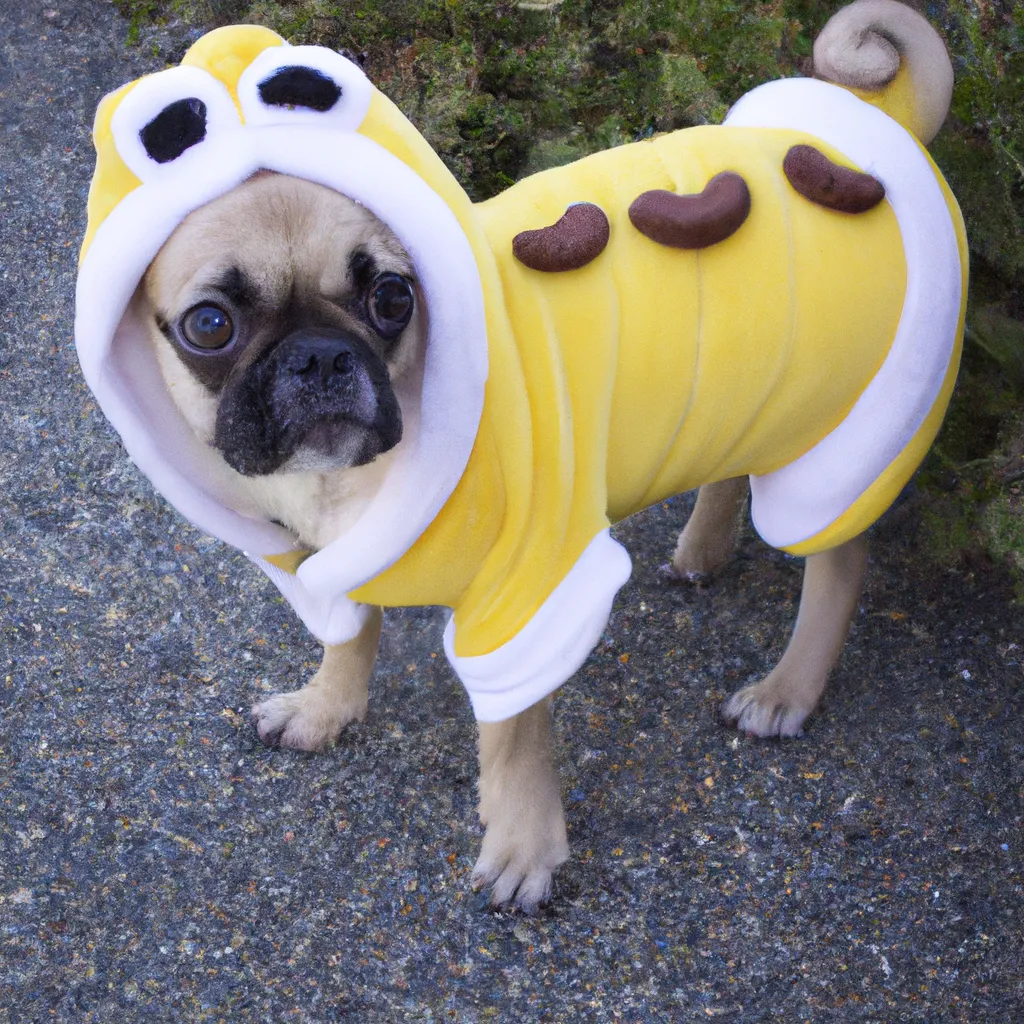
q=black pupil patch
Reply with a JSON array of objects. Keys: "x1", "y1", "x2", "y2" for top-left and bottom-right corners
[
  {"x1": 140, "y1": 97, "x2": 208, "y2": 164},
  {"x1": 258, "y1": 66, "x2": 342, "y2": 112}
]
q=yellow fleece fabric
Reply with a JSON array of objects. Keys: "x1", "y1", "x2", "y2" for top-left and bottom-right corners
[{"x1": 351, "y1": 117, "x2": 919, "y2": 655}]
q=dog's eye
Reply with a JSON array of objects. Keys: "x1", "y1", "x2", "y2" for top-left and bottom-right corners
[
  {"x1": 367, "y1": 275, "x2": 414, "y2": 339},
  {"x1": 181, "y1": 304, "x2": 234, "y2": 351}
]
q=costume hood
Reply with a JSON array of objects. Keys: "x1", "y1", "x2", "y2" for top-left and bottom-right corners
[{"x1": 76, "y1": 26, "x2": 489, "y2": 641}]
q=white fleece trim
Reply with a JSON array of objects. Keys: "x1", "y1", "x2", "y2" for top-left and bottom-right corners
[
  {"x1": 247, "y1": 555, "x2": 371, "y2": 645},
  {"x1": 77, "y1": 62, "x2": 487, "y2": 642},
  {"x1": 724, "y1": 78, "x2": 962, "y2": 549},
  {"x1": 444, "y1": 530, "x2": 633, "y2": 722}
]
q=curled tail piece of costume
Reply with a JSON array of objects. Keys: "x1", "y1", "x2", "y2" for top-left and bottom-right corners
[{"x1": 813, "y1": 0, "x2": 954, "y2": 144}]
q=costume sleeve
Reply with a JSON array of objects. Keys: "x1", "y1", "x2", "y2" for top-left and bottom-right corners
[
  {"x1": 247, "y1": 554, "x2": 372, "y2": 645},
  {"x1": 443, "y1": 529, "x2": 632, "y2": 722}
]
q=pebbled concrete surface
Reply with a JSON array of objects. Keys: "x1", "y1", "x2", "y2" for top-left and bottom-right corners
[{"x1": 1, "y1": 3, "x2": 1021, "y2": 1020}]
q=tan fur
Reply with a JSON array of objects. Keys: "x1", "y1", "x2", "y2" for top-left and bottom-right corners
[
  {"x1": 251, "y1": 606, "x2": 383, "y2": 749},
  {"x1": 722, "y1": 533, "x2": 867, "y2": 736},
  {"x1": 141, "y1": 173, "x2": 425, "y2": 550},
  {"x1": 474, "y1": 700, "x2": 569, "y2": 910},
  {"x1": 672, "y1": 476, "x2": 749, "y2": 578},
  {"x1": 677, "y1": 479, "x2": 868, "y2": 738},
  {"x1": 143, "y1": 172, "x2": 873, "y2": 912}
]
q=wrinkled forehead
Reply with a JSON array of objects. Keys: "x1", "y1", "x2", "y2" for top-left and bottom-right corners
[{"x1": 146, "y1": 174, "x2": 416, "y2": 310}]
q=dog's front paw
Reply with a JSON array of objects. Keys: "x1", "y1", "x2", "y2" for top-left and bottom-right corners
[
  {"x1": 250, "y1": 687, "x2": 366, "y2": 751},
  {"x1": 722, "y1": 677, "x2": 815, "y2": 739},
  {"x1": 471, "y1": 774, "x2": 569, "y2": 913},
  {"x1": 471, "y1": 808, "x2": 569, "y2": 913},
  {"x1": 472, "y1": 702, "x2": 568, "y2": 911}
]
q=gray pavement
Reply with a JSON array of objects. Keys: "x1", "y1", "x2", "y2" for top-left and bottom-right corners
[{"x1": 1, "y1": 2, "x2": 1022, "y2": 1020}]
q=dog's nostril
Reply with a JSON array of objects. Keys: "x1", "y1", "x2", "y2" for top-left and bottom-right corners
[{"x1": 283, "y1": 335, "x2": 359, "y2": 382}]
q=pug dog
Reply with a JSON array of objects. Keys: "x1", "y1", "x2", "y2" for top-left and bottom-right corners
[
  {"x1": 80, "y1": 0, "x2": 965, "y2": 912},
  {"x1": 136, "y1": 168, "x2": 874, "y2": 911}
]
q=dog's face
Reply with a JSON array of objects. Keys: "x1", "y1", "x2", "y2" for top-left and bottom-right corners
[{"x1": 142, "y1": 172, "x2": 424, "y2": 478}]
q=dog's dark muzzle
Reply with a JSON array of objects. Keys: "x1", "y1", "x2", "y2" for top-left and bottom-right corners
[
  {"x1": 213, "y1": 328, "x2": 403, "y2": 476},
  {"x1": 272, "y1": 330, "x2": 387, "y2": 418}
]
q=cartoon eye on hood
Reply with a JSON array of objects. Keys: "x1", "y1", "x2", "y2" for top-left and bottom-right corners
[
  {"x1": 105, "y1": 41, "x2": 374, "y2": 183},
  {"x1": 109, "y1": 64, "x2": 241, "y2": 180},
  {"x1": 76, "y1": 26, "x2": 488, "y2": 638},
  {"x1": 236, "y1": 44, "x2": 372, "y2": 129}
]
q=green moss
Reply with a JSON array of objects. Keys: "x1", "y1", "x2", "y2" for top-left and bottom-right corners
[
  {"x1": 984, "y1": 494, "x2": 1024, "y2": 573},
  {"x1": 932, "y1": 0, "x2": 1024, "y2": 302},
  {"x1": 919, "y1": 490, "x2": 981, "y2": 567},
  {"x1": 969, "y1": 307, "x2": 1024, "y2": 391},
  {"x1": 656, "y1": 53, "x2": 728, "y2": 128},
  {"x1": 917, "y1": 474, "x2": 1024, "y2": 599},
  {"x1": 920, "y1": 342, "x2": 1024, "y2": 589}
]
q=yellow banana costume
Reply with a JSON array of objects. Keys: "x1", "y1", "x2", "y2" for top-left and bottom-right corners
[{"x1": 76, "y1": 20, "x2": 966, "y2": 721}]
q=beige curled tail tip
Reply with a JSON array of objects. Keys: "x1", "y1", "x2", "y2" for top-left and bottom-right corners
[{"x1": 813, "y1": 0, "x2": 953, "y2": 145}]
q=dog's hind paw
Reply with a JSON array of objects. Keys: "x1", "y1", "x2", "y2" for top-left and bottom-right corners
[
  {"x1": 722, "y1": 682, "x2": 813, "y2": 739},
  {"x1": 251, "y1": 687, "x2": 366, "y2": 751},
  {"x1": 658, "y1": 562, "x2": 712, "y2": 586}
]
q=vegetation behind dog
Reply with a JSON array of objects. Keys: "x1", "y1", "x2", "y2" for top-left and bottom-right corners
[{"x1": 115, "y1": 0, "x2": 1024, "y2": 591}]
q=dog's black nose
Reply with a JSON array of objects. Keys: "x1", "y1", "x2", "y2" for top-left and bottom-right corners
[{"x1": 283, "y1": 333, "x2": 357, "y2": 384}]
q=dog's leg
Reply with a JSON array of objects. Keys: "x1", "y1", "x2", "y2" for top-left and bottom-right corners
[
  {"x1": 672, "y1": 477, "x2": 748, "y2": 578},
  {"x1": 251, "y1": 606, "x2": 383, "y2": 751},
  {"x1": 472, "y1": 698, "x2": 569, "y2": 912},
  {"x1": 723, "y1": 533, "x2": 868, "y2": 737}
]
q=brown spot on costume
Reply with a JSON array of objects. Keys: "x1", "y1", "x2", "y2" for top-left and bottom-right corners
[
  {"x1": 783, "y1": 144, "x2": 886, "y2": 213},
  {"x1": 628, "y1": 171, "x2": 751, "y2": 249},
  {"x1": 512, "y1": 202, "x2": 611, "y2": 272}
]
